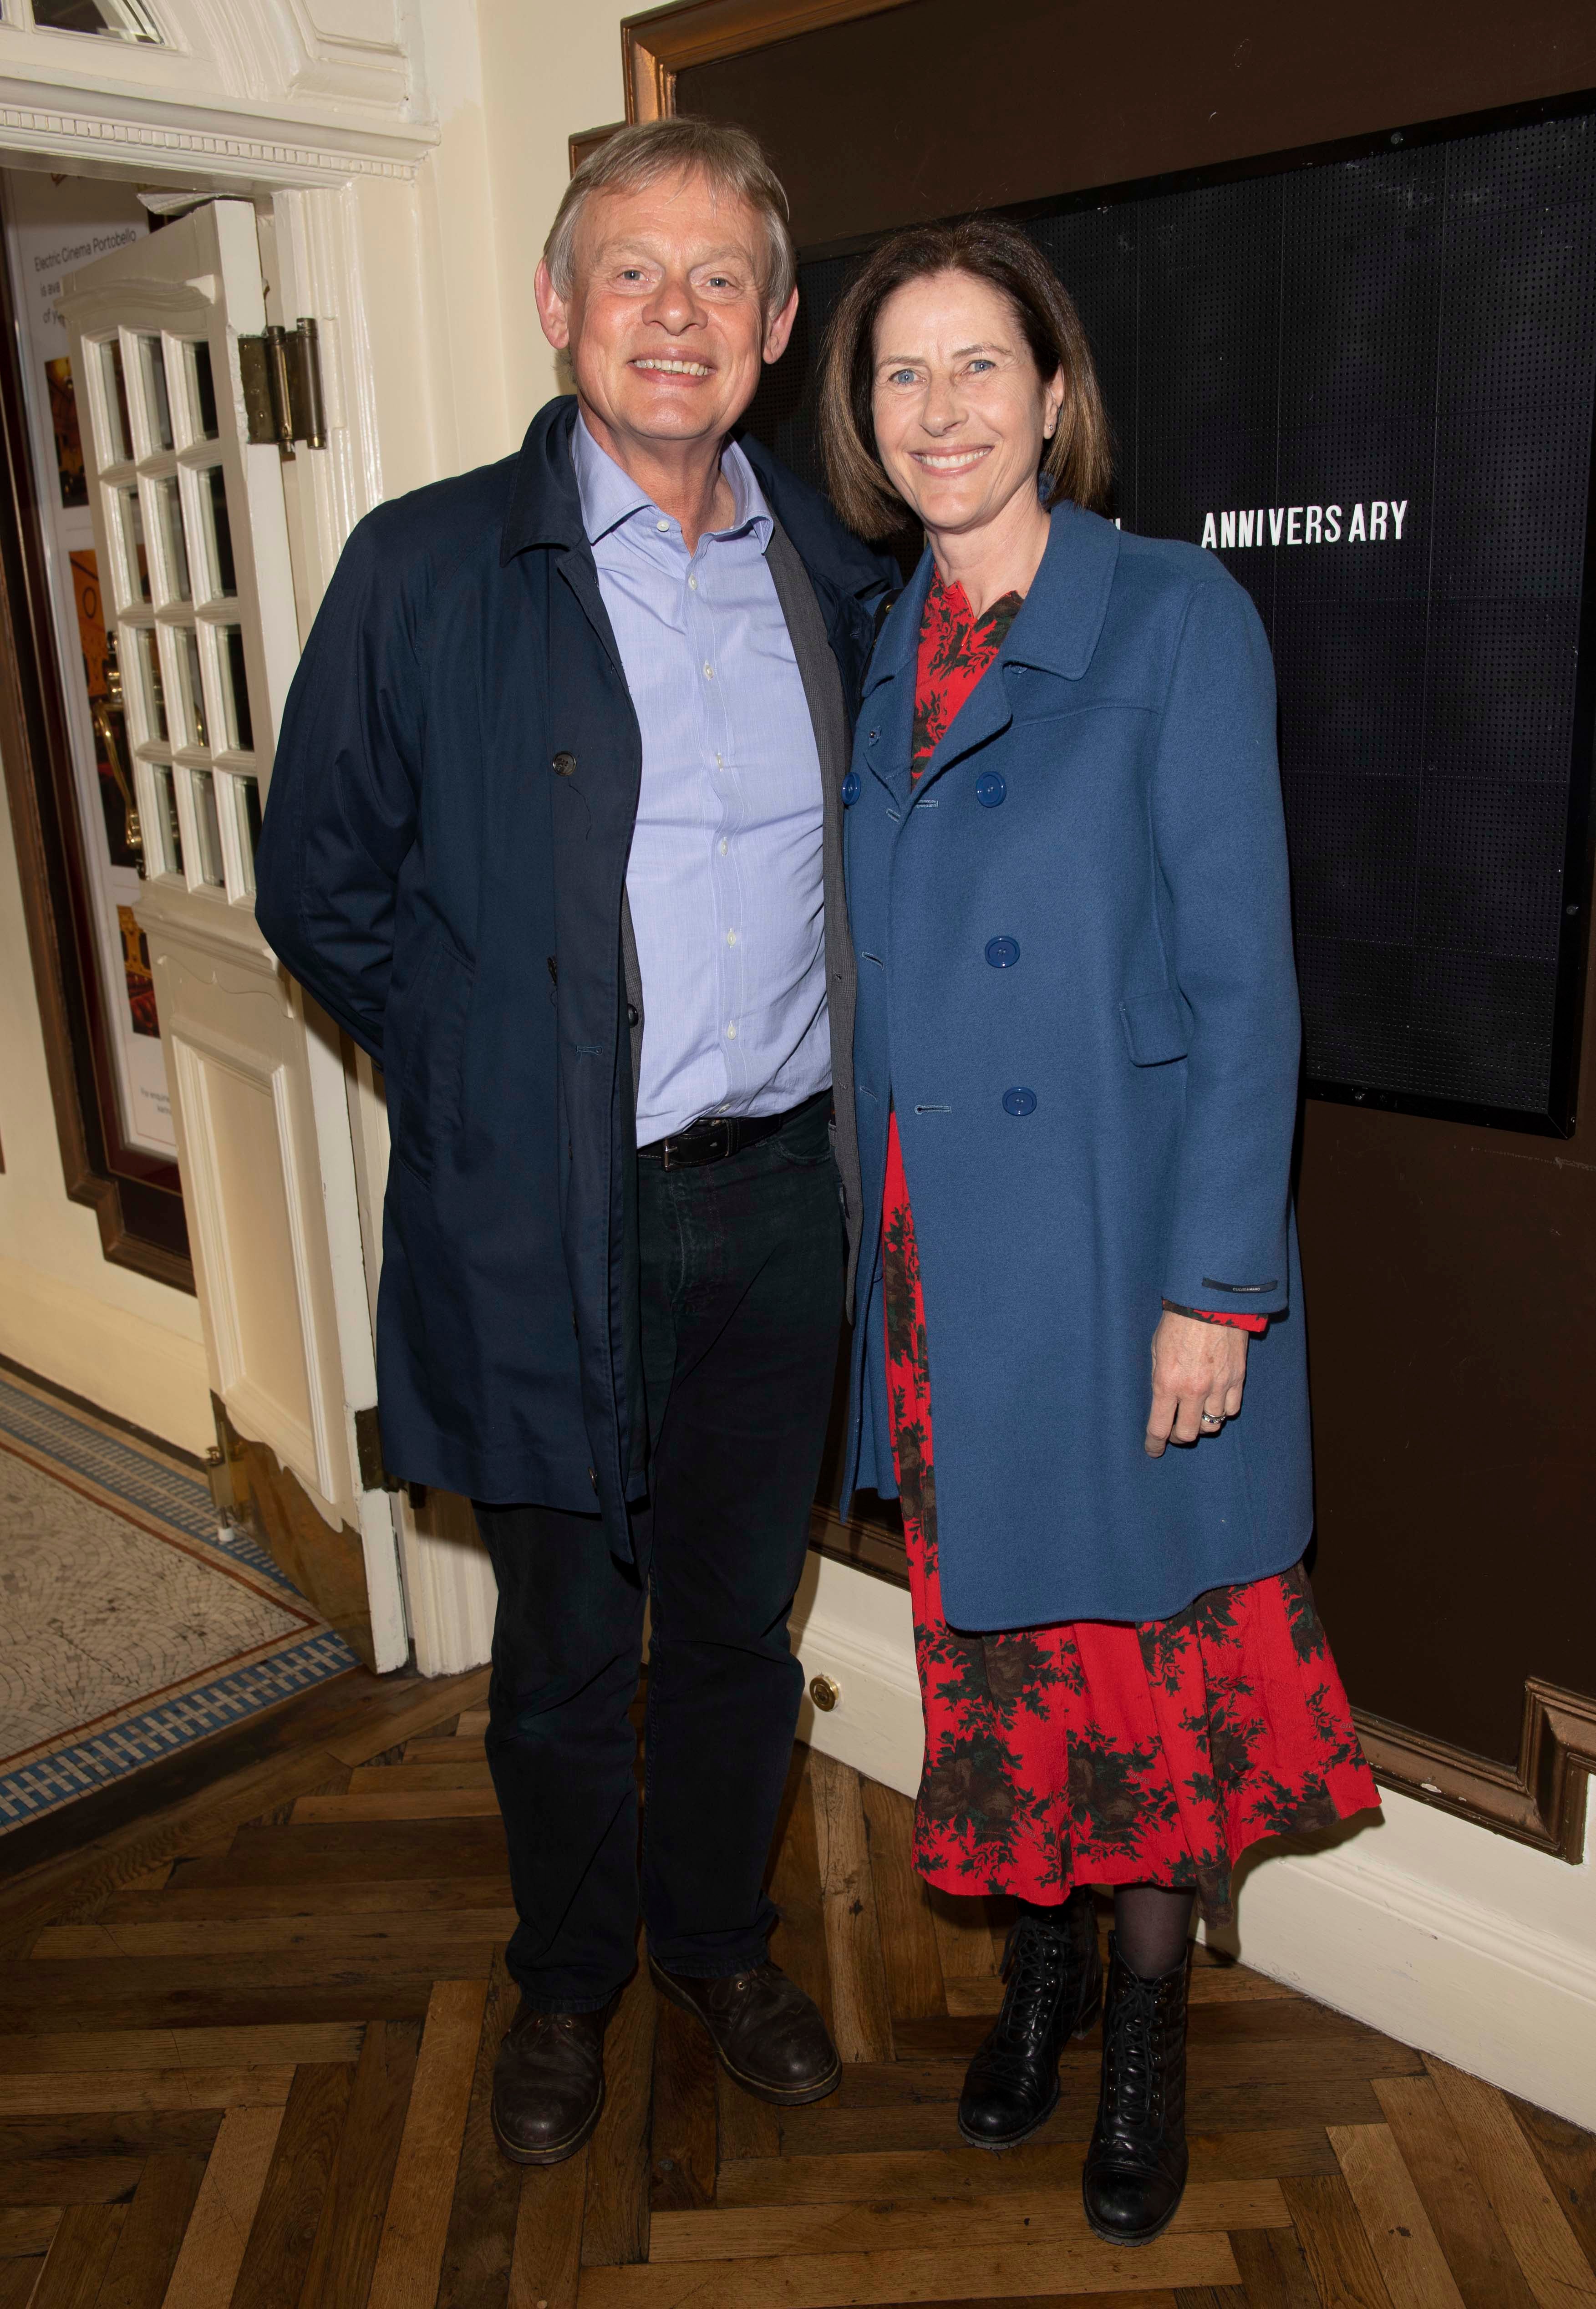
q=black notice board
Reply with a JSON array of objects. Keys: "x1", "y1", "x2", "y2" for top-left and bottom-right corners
[{"x1": 743, "y1": 101, "x2": 1596, "y2": 1134}]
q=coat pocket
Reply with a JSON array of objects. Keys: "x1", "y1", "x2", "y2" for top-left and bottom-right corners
[
  {"x1": 1119, "y1": 988, "x2": 1192, "y2": 1066},
  {"x1": 391, "y1": 939, "x2": 475, "y2": 1182}
]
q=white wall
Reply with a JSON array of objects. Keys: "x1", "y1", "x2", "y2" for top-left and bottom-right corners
[
  {"x1": 0, "y1": 769, "x2": 212, "y2": 1451},
  {"x1": 423, "y1": 0, "x2": 633, "y2": 459}
]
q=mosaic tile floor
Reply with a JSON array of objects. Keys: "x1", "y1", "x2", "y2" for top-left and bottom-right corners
[{"x1": 0, "y1": 1370, "x2": 359, "y2": 1833}]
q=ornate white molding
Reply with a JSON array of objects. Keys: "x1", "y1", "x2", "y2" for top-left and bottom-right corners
[{"x1": 0, "y1": 92, "x2": 433, "y2": 180}]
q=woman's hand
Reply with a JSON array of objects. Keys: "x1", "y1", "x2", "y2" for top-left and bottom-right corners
[{"x1": 1144, "y1": 1311, "x2": 1247, "y2": 1457}]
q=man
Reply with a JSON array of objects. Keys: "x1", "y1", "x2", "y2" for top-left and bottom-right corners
[{"x1": 254, "y1": 120, "x2": 893, "y2": 2164}]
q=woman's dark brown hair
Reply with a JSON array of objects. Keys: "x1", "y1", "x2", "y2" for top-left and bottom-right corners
[{"x1": 819, "y1": 218, "x2": 1112, "y2": 540}]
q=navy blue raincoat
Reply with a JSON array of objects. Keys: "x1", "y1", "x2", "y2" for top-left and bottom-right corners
[
  {"x1": 842, "y1": 502, "x2": 1313, "y2": 1630},
  {"x1": 255, "y1": 398, "x2": 892, "y2": 1545}
]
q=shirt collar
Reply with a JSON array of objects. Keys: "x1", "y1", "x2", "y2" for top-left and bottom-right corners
[{"x1": 571, "y1": 411, "x2": 772, "y2": 550}]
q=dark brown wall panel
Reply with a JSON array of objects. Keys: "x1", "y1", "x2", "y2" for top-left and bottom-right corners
[
  {"x1": 677, "y1": 0, "x2": 1596, "y2": 250},
  {"x1": 672, "y1": 0, "x2": 1596, "y2": 1778}
]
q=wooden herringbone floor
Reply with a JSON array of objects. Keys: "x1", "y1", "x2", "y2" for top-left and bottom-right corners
[{"x1": 2, "y1": 1665, "x2": 1594, "y2": 2309}]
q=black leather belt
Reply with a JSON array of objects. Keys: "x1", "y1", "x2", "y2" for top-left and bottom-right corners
[{"x1": 638, "y1": 1088, "x2": 829, "y2": 1170}]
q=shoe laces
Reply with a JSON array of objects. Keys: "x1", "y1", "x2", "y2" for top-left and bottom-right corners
[
  {"x1": 994, "y1": 1915, "x2": 1074, "y2": 2049},
  {"x1": 1101, "y1": 1968, "x2": 1165, "y2": 2138}
]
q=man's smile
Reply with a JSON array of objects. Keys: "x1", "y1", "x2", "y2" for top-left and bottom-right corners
[{"x1": 630, "y1": 356, "x2": 713, "y2": 377}]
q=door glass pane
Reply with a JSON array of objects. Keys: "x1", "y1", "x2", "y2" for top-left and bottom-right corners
[
  {"x1": 153, "y1": 477, "x2": 190, "y2": 602},
  {"x1": 186, "y1": 341, "x2": 219, "y2": 442},
  {"x1": 97, "y1": 339, "x2": 132, "y2": 463},
  {"x1": 116, "y1": 485, "x2": 150, "y2": 604},
  {"x1": 134, "y1": 626, "x2": 166, "y2": 742},
  {"x1": 234, "y1": 773, "x2": 263, "y2": 890},
  {"x1": 152, "y1": 763, "x2": 183, "y2": 876},
  {"x1": 201, "y1": 466, "x2": 236, "y2": 597},
  {"x1": 138, "y1": 334, "x2": 173, "y2": 450},
  {"x1": 176, "y1": 625, "x2": 207, "y2": 747},
  {"x1": 191, "y1": 769, "x2": 224, "y2": 885},
  {"x1": 219, "y1": 625, "x2": 253, "y2": 751},
  {"x1": 33, "y1": 0, "x2": 163, "y2": 39}
]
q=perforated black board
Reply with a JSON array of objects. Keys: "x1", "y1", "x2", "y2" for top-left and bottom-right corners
[{"x1": 743, "y1": 101, "x2": 1596, "y2": 1133}]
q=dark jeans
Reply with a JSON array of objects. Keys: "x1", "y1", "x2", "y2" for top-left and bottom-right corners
[{"x1": 473, "y1": 1093, "x2": 845, "y2": 2011}]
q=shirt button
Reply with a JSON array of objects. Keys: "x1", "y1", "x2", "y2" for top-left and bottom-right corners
[
  {"x1": 688, "y1": 576, "x2": 698, "y2": 590},
  {"x1": 726, "y1": 1022, "x2": 737, "y2": 1039},
  {"x1": 976, "y1": 772, "x2": 1007, "y2": 808},
  {"x1": 718, "y1": 838, "x2": 728, "y2": 854},
  {"x1": 715, "y1": 752, "x2": 723, "y2": 768},
  {"x1": 841, "y1": 770, "x2": 861, "y2": 805},
  {"x1": 726, "y1": 929, "x2": 737, "y2": 946},
  {"x1": 703, "y1": 662, "x2": 714, "y2": 679},
  {"x1": 1002, "y1": 1085, "x2": 1038, "y2": 1117},
  {"x1": 656, "y1": 518, "x2": 670, "y2": 532},
  {"x1": 986, "y1": 936, "x2": 1020, "y2": 968}
]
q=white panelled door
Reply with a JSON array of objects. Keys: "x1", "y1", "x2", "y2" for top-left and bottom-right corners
[{"x1": 59, "y1": 198, "x2": 409, "y2": 1671}]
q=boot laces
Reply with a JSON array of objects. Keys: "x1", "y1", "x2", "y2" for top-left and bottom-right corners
[
  {"x1": 1102, "y1": 1969, "x2": 1164, "y2": 2139},
  {"x1": 995, "y1": 1916, "x2": 1073, "y2": 2048}
]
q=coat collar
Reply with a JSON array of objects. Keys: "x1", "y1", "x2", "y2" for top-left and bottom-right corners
[
  {"x1": 863, "y1": 496, "x2": 1122, "y2": 696},
  {"x1": 498, "y1": 395, "x2": 896, "y2": 609},
  {"x1": 500, "y1": 397, "x2": 586, "y2": 562}
]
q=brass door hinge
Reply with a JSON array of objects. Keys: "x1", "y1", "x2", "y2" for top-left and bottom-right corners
[
  {"x1": 354, "y1": 1403, "x2": 397, "y2": 1492},
  {"x1": 239, "y1": 318, "x2": 326, "y2": 456}
]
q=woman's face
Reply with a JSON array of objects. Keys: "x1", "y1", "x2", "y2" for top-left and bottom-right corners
[{"x1": 870, "y1": 270, "x2": 1064, "y2": 542}]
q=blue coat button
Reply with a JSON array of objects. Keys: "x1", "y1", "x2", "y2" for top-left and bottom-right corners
[
  {"x1": 986, "y1": 936, "x2": 1020, "y2": 969},
  {"x1": 976, "y1": 772, "x2": 1007, "y2": 808},
  {"x1": 842, "y1": 770, "x2": 862, "y2": 805},
  {"x1": 1002, "y1": 1086, "x2": 1038, "y2": 1117}
]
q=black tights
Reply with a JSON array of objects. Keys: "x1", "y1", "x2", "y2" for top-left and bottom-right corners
[{"x1": 1023, "y1": 1882, "x2": 1194, "y2": 1981}]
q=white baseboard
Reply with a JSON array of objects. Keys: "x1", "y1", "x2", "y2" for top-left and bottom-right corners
[
  {"x1": 791, "y1": 1553, "x2": 1596, "y2": 2132},
  {"x1": 0, "y1": 1251, "x2": 213, "y2": 1454},
  {"x1": 791, "y1": 1548, "x2": 924, "y2": 1787}
]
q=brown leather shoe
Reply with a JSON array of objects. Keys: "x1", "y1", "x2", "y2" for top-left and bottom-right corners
[
  {"x1": 649, "y1": 1956, "x2": 840, "y2": 2105},
  {"x1": 491, "y1": 2001, "x2": 611, "y2": 2166}
]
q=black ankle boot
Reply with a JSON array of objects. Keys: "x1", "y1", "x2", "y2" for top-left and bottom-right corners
[
  {"x1": 1082, "y1": 1934, "x2": 1190, "y2": 2244},
  {"x1": 956, "y1": 1890, "x2": 1102, "y2": 2149}
]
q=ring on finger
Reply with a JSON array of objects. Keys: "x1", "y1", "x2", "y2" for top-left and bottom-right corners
[{"x1": 1200, "y1": 1410, "x2": 1224, "y2": 1428}]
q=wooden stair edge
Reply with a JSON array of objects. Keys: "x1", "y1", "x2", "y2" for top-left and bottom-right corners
[{"x1": 0, "y1": 1666, "x2": 490, "y2": 1951}]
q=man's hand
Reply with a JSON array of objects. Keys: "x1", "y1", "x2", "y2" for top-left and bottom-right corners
[{"x1": 1144, "y1": 1310, "x2": 1248, "y2": 1457}]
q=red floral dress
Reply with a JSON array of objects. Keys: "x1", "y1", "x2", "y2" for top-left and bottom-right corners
[{"x1": 885, "y1": 574, "x2": 1379, "y2": 1923}]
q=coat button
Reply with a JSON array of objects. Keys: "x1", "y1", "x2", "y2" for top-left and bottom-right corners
[
  {"x1": 626, "y1": 1004, "x2": 640, "y2": 1027},
  {"x1": 588, "y1": 1466, "x2": 598, "y2": 1489},
  {"x1": 976, "y1": 772, "x2": 1006, "y2": 808},
  {"x1": 986, "y1": 936, "x2": 1020, "y2": 969},
  {"x1": 842, "y1": 770, "x2": 862, "y2": 805},
  {"x1": 1002, "y1": 1085, "x2": 1037, "y2": 1117},
  {"x1": 552, "y1": 751, "x2": 576, "y2": 777}
]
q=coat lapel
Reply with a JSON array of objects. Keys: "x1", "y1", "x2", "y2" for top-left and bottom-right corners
[
  {"x1": 859, "y1": 550, "x2": 930, "y2": 806},
  {"x1": 873, "y1": 502, "x2": 1126, "y2": 803}
]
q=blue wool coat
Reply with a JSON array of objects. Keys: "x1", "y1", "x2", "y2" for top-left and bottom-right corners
[{"x1": 841, "y1": 500, "x2": 1312, "y2": 1630}]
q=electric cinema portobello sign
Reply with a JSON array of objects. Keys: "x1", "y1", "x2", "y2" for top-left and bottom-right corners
[{"x1": 754, "y1": 100, "x2": 1596, "y2": 1133}]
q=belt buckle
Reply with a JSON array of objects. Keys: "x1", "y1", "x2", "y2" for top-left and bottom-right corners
[{"x1": 661, "y1": 1117, "x2": 734, "y2": 1170}]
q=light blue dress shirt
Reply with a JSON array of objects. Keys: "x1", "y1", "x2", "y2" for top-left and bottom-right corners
[{"x1": 572, "y1": 415, "x2": 830, "y2": 1146}]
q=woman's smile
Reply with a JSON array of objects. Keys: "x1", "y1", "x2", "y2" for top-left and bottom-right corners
[{"x1": 910, "y1": 443, "x2": 993, "y2": 470}]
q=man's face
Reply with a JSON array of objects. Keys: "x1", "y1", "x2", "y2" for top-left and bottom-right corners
[{"x1": 536, "y1": 169, "x2": 798, "y2": 461}]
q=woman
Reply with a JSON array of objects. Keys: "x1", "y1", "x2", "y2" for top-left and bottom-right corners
[{"x1": 819, "y1": 221, "x2": 1378, "y2": 2249}]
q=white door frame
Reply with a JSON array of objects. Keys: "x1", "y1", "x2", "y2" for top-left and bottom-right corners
[{"x1": 13, "y1": 14, "x2": 500, "y2": 1677}]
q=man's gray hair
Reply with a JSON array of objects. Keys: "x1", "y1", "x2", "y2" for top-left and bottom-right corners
[{"x1": 544, "y1": 118, "x2": 797, "y2": 318}]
